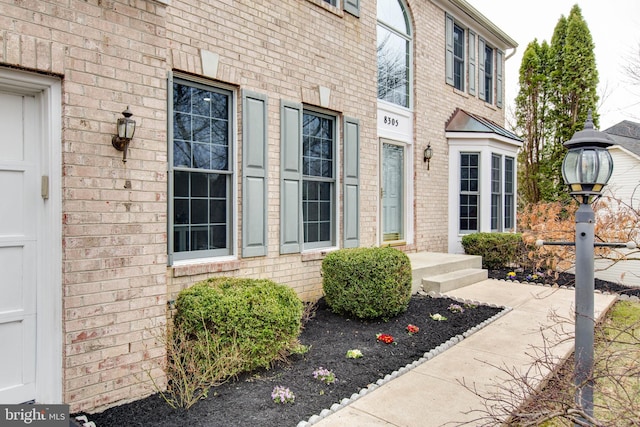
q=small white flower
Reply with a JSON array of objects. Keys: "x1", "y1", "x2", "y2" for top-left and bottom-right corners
[{"x1": 346, "y1": 349, "x2": 363, "y2": 359}]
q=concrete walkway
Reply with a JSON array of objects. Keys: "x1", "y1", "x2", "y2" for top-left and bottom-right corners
[{"x1": 308, "y1": 279, "x2": 618, "y2": 427}]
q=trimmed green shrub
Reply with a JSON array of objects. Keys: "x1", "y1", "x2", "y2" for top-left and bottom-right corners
[
  {"x1": 461, "y1": 232, "x2": 523, "y2": 269},
  {"x1": 322, "y1": 247, "x2": 412, "y2": 320},
  {"x1": 174, "y1": 277, "x2": 303, "y2": 375}
]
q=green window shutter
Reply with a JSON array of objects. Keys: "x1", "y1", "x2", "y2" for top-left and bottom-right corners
[
  {"x1": 343, "y1": 117, "x2": 360, "y2": 248},
  {"x1": 478, "y1": 37, "x2": 486, "y2": 101},
  {"x1": 468, "y1": 30, "x2": 476, "y2": 96},
  {"x1": 445, "y1": 14, "x2": 454, "y2": 86},
  {"x1": 496, "y1": 50, "x2": 504, "y2": 108},
  {"x1": 242, "y1": 90, "x2": 268, "y2": 257},
  {"x1": 280, "y1": 100, "x2": 303, "y2": 254},
  {"x1": 344, "y1": 0, "x2": 359, "y2": 17}
]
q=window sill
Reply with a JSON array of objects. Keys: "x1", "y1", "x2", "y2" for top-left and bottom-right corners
[
  {"x1": 483, "y1": 102, "x2": 497, "y2": 111},
  {"x1": 452, "y1": 88, "x2": 470, "y2": 99},
  {"x1": 301, "y1": 247, "x2": 339, "y2": 262},
  {"x1": 381, "y1": 240, "x2": 407, "y2": 248},
  {"x1": 305, "y1": 0, "x2": 343, "y2": 17},
  {"x1": 170, "y1": 258, "x2": 241, "y2": 277}
]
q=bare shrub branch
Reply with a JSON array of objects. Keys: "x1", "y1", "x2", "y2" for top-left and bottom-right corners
[{"x1": 456, "y1": 303, "x2": 640, "y2": 426}]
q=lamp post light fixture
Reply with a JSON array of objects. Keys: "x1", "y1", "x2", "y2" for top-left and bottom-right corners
[
  {"x1": 560, "y1": 111, "x2": 614, "y2": 424},
  {"x1": 423, "y1": 143, "x2": 433, "y2": 170},
  {"x1": 112, "y1": 106, "x2": 136, "y2": 163}
]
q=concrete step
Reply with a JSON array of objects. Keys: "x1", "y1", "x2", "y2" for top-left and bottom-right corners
[
  {"x1": 407, "y1": 252, "x2": 483, "y2": 293},
  {"x1": 421, "y1": 268, "x2": 488, "y2": 293}
]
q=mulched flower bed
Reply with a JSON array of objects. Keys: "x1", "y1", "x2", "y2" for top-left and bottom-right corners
[
  {"x1": 77, "y1": 295, "x2": 502, "y2": 427},
  {"x1": 76, "y1": 271, "x2": 638, "y2": 427},
  {"x1": 488, "y1": 267, "x2": 640, "y2": 298}
]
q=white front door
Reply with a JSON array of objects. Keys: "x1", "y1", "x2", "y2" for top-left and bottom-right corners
[
  {"x1": 0, "y1": 91, "x2": 39, "y2": 403},
  {"x1": 382, "y1": 142, "x2": 404, "y2": 242}
]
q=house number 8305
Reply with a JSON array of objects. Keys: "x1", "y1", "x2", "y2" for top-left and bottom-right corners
[{"x1": 383, "y1": 116, "x2": 399, "y2": 127}]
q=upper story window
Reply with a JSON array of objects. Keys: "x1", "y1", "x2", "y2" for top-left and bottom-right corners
[
  {"x1": 169, "y1": 77, "x2": 234, "y2": 263},
  {"x1": 478, "y1": 38, "x2": 501, "y2": 106},
  {"x1": 446, "y1": 14, "x2": 471, "y2": 94},
  {"x1": 482, "y1": 43, "x2": 494, "y2": 104},
  {"x1": 446, "y1": 15, "x2": 504, "y2": 108},
  {"x1": 377, "y1": 0, "x2": 412, "y2": 108},
  {"x1": 307, "y1": 0, "x2": 360, "y2": 17},
  {"x1": 453, "y1": 23, "x2": 465, "y2": 91}
]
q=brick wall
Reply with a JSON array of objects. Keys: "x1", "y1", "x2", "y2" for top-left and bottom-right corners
[
  {"x1": 60, "y1": 0, "x2": 169, "y2": 412},
  {"x1": 164, "y1": 0, "x2": 378, "y2": 302},
  {"x1": 163, "y1": 0, "x2": 508, "y2": 302},
  {"x1": 1, "y1": 0, "x2": 169, "y2": 413}
]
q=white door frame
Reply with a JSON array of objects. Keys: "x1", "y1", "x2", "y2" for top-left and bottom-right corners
[
  {"x1": 377, "y1": 101, "x2": 414, "y2": 246},
  {"x1": 378, "y1": 138, "x2": 414, "y2": 246},
  {"x1": 381, "y1": 140, "x2": 405, "y2": 241},
  {"x1": 0, "y1": 67, "x2": 63, "y2": 403}
]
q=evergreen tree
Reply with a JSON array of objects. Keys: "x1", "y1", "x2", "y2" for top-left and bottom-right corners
[
  {"x1": 547, "y1": 4, "x2": 599, "y2": 201},
  {"x1": 515, "y1": 4, "x2": 599, "y2": 202},
  {"x1": 515, "y1": 40, "x2": 551, "y2": 204}
]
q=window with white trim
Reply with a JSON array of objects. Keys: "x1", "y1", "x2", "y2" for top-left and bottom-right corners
[
  {"x1": 459, "y1": 153, "x2": 479, "y2": 232},
  {"x1": 280, "y1": 102, "x2": 360, "y2": 254},
  {"x1": 377, "y1": 0, "x2": 412, "y2": 108},
  {"x1": 483, "y1": 43, "x2": 494, "y2": 104},
  {"x1": 453, "y1": 23, "x2": 465, "y2": 91},
  {"x1": 504, "y1": 156, "x2": 515, "y2": 230},
  {"x1": 491, "y1": 153, "x2": 501, "y2": 230},
  {"x1": 302, "y1": 110, "x2": 336, "y2": 249},
  {"x1": 169, "y1": 77, "x2": 234, "y2": 262},
  {"x1": 446, "y1": 15, "x2": 475, "y2": 95},
  {"x1": 478, "y1": 38, "x2": 497, "y2": 105},
  {"x1": 489, "y1": 154, "x2": 516, "y2": 232}
]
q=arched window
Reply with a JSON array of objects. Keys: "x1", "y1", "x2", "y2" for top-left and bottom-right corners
[{"x1": 377, "y1": 0, "x2": 412, "y2": 108}]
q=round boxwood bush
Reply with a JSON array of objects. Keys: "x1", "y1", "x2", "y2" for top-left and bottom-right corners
[
  {"x1": 174, "y1": 277, "x2": 303, "y2": 373},
  {"x1": 321, "y1": 247, "x2": 412, "y2": 320},
  {"x1": 461, "y1": 232, "x2": 523, "y2": 269}
]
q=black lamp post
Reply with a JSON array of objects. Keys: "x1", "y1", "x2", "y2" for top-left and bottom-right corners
[{"x1": 561, "y1": 111, "x2": 614, "y2": 424}]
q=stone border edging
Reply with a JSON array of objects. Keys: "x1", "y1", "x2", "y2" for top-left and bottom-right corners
[
  {"x1": 296, "y1": 294, "x2": 513, "y2": 427},
  {"x1": 494, "y1": 278, "x2": 640, "y2": 302}
]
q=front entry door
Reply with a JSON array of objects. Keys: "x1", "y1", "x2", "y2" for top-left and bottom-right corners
[
  {"x1": 382, "y1": 142, "x2": 404, "y2": 242},
  {"x1": 0, "y1": 91, "x2": 39, "y2": 403}
]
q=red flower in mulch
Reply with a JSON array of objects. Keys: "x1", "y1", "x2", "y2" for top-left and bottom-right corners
[
  {"x1": 376, "y1": 333, "x2": 395, "y2": 344},
  {"x1": 406, "y1": 324, "x2": 419, "y2": 335}
]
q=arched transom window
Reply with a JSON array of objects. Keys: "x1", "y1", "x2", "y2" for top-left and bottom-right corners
[{"x1": 377, "y1": 0, "x2": 412, "y2": 108}]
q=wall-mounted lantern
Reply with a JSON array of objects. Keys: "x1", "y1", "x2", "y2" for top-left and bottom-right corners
[
  {"x1": 112, "y1": 106, "x2": 136, "y2": 163},
  {"x1": 423, "y1": 143, "x2": 433, "y2": 170}
]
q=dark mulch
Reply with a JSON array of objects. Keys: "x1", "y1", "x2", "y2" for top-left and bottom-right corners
[
  {"x1": 488, "y1": 267, "x2": 640, "y2": 298},
  {"x1": 78, "y1": 295, "x2": 502, "y2": 427}
]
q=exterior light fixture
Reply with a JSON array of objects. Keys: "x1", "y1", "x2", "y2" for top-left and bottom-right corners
[
  {"x1": 112, "y1": 106, "x2": 136, "y2": 163},
  {"x1": 423, "y1": 143, "x2": 433, "y2": 170},
  {"x1": 561, "y1": 111, "x2": 614, "y2": 204}
]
